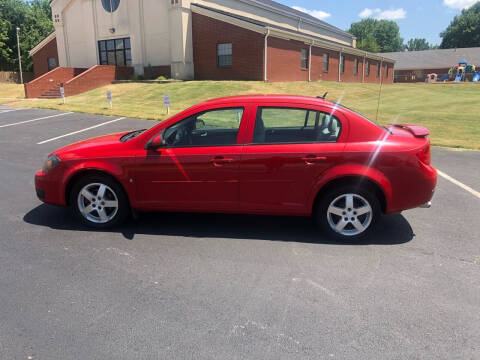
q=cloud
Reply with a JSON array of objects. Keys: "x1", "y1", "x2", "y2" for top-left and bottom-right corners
[
  {"x1": 292, "y1": 6, "x2": 331, "y2": 20},
  {"x1": 443, "y1": 0, "x2": 477, "y2": 9},
  {"x1": 358, "y1": 8, "x2": 407, "y2": 20}
]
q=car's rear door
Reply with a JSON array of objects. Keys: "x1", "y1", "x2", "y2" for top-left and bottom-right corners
[
  {"x1": 135, "y1": 105, "x2": 250, "y2": 212},
  {"x1": 239, "y1": 103, "x2": 347, "y2": 215}
]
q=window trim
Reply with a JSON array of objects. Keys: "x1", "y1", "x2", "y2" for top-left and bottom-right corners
[
  {"x1": 98, "y1": 37, "x2": 131, "y2": 66},
  {"x1": 340, "y1": 55, "x2": 345, "y2": 74},
  {"x1": 158, "y1": 106, "x2": 246, "y2": 149},
  {"x1": 249, "y1": 106, "x2": 342, "y2": 146},
  {"x1": 217, "y1": 43, "x2": 232, "y2": 68},
  {"x1": 377, "y1": 62, "x2": 381, "y2": 77},
  {"x1": 366, "y1": 61, "x2": 370, "y2": 76},
  {"x1": 301, "y1": 48, "x2": 309, "y2": 69},
  {"x1": 323, "y1": 53, "x2": 329, "y2": 73},
  {"x1": 354, "y1": 58, "x2": 358, "y2": 76}
]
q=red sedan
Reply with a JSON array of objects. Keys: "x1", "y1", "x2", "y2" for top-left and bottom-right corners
[{"x1": 35, "y1": 95, "x2": 437, "y2": 241}]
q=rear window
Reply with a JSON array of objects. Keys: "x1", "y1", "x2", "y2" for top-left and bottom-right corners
[{"x1": 253, "y1": 107, "x2": 342, "y2": 144}]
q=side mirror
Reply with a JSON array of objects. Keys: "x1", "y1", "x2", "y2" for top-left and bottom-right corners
[{"x1": 145, "y1": 134, "x2": 163, "y2": 151}]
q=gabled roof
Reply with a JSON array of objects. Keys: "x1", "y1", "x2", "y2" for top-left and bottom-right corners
[
  {"x1": 380, "y1": 47, "x2": 480, "y2": 70},
  {"x1": 29, "y1": 32, "x2": 56, "y2": 56},
  {"x1": 251, "y1": 0, "x2": 352, "y2": 38}
]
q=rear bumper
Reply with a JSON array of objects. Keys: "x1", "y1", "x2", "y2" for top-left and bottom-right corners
[
  {"x1": 387, "y1": 164, "x2": 437, "y2": 213},
  {"x1": 35, "y1": 170, "x2": 66, "y2": 206}
]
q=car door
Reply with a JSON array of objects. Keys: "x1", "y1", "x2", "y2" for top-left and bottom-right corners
[
  {"x1": 239, "y1": 104, "x2": 347, "y2": 215},
  {"x1": 135, "y1": 106, "x2": 248, "y2": 212}
]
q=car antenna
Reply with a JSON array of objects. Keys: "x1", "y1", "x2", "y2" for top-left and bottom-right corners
[
  {"x1": 317, "y1": 92, "x2": 328, "y2": 99},
  {"x1": 375, "y1": 67, "x2": 384, "y2": 123}
]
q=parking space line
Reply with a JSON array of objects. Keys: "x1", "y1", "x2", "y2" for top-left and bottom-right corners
[
  {"x1": 37, "y1": 117, "x2": 126, "y2": 145},
  {"x1": 0, "y1": 108, "x2": 25, "y2": 114},
  {"x1": 0, "y1": 112, "x2": 74, "y2": 128},
  {"x1": 437, "y1": 169, "x2": 480, "y2": 199}
]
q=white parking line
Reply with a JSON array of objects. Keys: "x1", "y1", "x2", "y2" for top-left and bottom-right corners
[
  {"x1": 437, "y1": 169, "x2": 480, "y2": 199},
  {"x1": 0, "y1": 112, "x2": 74, "y2": 128},
  {"x1": 37, "y1": 117, "x2": 126, "y2": 145},
  {"x1": 0, "y1": 108, "x2": 25, "y2": 114}
]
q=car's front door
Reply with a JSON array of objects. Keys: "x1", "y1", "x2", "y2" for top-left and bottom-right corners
[
  {"x1": 239, "y1": 105, "x2": 347, "y2": 215},
  {"x1": 135, "y1": 106, "x2": 247, "y2": 212}
]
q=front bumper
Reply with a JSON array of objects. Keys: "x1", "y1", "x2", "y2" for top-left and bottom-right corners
[{"x1": 35, "y1": 170, "x2": 66, "y2": 206}]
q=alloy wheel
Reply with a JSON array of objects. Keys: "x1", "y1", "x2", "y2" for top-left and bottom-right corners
[
  {"x1": 77, "y1": 183, "x2": 119, "y2": 224},
  {"x1": 326, "y1": 193, "x2": 373, "y2": 237}
]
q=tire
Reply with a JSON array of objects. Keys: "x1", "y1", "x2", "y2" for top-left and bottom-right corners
[
  {"x1": 315, "y1": 185, "x2": 381, "y2": 242},
  {"x1": 70, "y1": 174, "x2": 130, "y2": 228}
]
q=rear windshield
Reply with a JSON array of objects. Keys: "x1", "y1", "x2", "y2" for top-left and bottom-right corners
[{"x1": 338, "y1": 104, "x2": 387, "y2": 132}]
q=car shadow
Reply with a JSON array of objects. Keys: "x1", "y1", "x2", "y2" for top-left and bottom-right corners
[{"x1": 23, "y1": 204, "x2": 414, "y2": 245}]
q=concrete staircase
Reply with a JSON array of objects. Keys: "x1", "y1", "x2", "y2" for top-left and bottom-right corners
[
  {"x1": 24, "y1": 66, "x2": 134, "y2": 99},
  {"x1": 38, "y1": 84, "x2": 62, "y2": 99}
]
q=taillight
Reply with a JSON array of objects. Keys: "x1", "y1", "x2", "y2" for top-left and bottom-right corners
[{"x1": 417, "y1": 144, "x2": 431, "y2": 165}]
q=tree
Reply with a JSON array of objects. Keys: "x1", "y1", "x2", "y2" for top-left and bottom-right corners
[
  {"x1": 440, "y1": 2, "x2": 480, "y2": 49},
  {"x1": 348, "y1": 18, "x2": 404, "y2": 53},
  {"x1": 0, "y1": 0, "x2": 54, "y2": 72},
  {"x1": 405, "y1": 38, "x2": 433, "y2": 51}
]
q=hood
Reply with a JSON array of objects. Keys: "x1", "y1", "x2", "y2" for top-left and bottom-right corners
[{"x1": 53, "y1": 131, "x2": 132, "y2": 160}]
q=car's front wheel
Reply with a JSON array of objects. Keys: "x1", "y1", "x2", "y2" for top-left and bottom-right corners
[
  {"x1": 70, "y1": 174, "x2": 129, "y2": 228},
  {"x1": 316, "y1": 185, "x2": 381, "y2": 241}
]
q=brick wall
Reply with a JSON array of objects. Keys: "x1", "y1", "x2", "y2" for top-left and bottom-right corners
[
  {"x1": 24, "y1": 67, "x2": 86, "y2": 98},
  {"x1": 311, "y1": 48, "x2": 339, "y2": 82},
  {"x1": 395, "y1": 68, "x2": 450, "y2": 82},
  {"x1": 267, "y1": 38, "x2": 309, "y2": 82},
  {"x1": 64, "y1": 65, "x2": 133, "y2": 96},
  {"x1": 192, "y1": 13, "x2": 264, "y2": 81},
  {"x1": 32, "y1": 37, "x2": 59, "y2": 79}
]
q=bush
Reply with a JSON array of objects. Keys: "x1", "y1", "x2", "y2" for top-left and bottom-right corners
[{"x1": 157, "y1": 76, "x2": 167, "y2": 81}]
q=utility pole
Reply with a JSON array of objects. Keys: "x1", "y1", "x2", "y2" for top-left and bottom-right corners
[{"x1": 16, "y1": 27, "x2": 23, "y2": 84}]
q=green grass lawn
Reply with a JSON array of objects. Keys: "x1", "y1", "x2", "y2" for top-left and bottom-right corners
[
  {"x1": 5, "y1": 80, "x2": 480, "y2": 149},
  {"x1": 0, "y1": 83, "x2": 25, "y2": 104}
]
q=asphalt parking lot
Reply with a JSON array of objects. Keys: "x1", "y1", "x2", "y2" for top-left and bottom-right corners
[{"x1": 0, "y1": 105, "x2": 478, "y2": 359}]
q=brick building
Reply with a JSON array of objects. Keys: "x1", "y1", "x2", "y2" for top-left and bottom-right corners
[
  {"x1": 28, "y1": 0, "x2": 394, "y2": 97},
  {"x1": 382, "y1": 47, "x2": 480, "y2": 83}
]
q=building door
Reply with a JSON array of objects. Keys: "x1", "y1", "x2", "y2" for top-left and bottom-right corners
[{"x1": 98, "y1": 38, "x2": 131, "y2": 66}]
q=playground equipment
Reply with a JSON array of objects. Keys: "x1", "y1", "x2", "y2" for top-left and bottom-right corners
[{"x1": 448, "y1": 58, "x2": 477, "y2": 82}]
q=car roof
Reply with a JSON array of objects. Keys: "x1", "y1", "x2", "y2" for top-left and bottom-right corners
[{"x1": 200, "y1": 94, "x2": 335, "y2": 107}]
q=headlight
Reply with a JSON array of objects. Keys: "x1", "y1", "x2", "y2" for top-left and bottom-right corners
[{"x1": 42, "y1": 154, "x2": 61, "y2": 173}]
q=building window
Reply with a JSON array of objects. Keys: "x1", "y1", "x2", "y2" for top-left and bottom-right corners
[
  {"x1": 340, "y1": 55, "x2": 345, "y2": 73},
  {"x1": 377, "y1": 63, "x2": 381, "y2": 77},
  {"x1": 354, "y1": 58, "x2": 358, "y2": 75},
  {"x1": 101, "y1": 0, "x2": 120, "y2": 12},
  {"x1": 217, "y1": 43, "x2": 232, "y2": 67},
  {"x1": 47, "y1": 57, "x2": 57, "y2": 71},
  {"x1": 323, "y1": 53, "x2": 329, "y2": 72},
  {"x1": 366, "y1": 61, "x2": 370, "y2": 76},
  {"x1": 301, "y1": 48, "x2": 309, "y2": 69},
  {"x1": 385, "y1": 64, "x2": 389, "y2": 77},
  {"x1": 98, "y1": 37, "x2": 131, "y2": 66}
]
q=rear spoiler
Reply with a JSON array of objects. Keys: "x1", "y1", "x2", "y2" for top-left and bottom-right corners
[{"x1": 388, "y1": 124, "x2": 430, "y2": 137}]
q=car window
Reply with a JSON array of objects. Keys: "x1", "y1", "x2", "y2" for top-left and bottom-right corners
[
  {"x1": 253, "y1": 107, "x2": 341, "y2": 144},
  {"x1": 163, "y1": 108, "x2": 244, "y2": 147}
]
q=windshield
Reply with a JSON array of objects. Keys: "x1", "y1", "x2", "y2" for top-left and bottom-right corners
[{"x1": 120, "y1": 129, "x2": 146, "y2": 142}]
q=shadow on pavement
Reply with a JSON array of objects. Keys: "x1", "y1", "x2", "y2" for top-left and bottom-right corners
[{"x1": 24, "y1": 204, "x2": 414, "y2": 245}]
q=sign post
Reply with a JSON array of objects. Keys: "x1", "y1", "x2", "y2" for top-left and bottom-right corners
[
  {"x1": 59, "y1": 86, "x2": 65, "y2": 104},
  {"x1": 163, "y1": 94, "x2": 170, "y2": 115},
  {"x1": 106, "y1": 90, "x2": 112, "y2": 109}
]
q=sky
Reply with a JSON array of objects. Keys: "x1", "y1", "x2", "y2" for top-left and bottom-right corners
[{"x1": 276, "y1": 0, "x2": 478, "y2": 45}]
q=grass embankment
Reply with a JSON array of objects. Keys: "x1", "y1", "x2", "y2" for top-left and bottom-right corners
[
  {"x1": 0, "y1": 83, "x2": 25, "y2": 104},
  {"x1": 5, "y1": 81, "x2": 480, "y2": 149}
]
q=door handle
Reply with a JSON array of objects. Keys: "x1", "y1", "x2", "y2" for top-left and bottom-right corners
[
  {"x1": 302, "y1": 155, "x2": 327, "y2": 165},
  {"x1": 210, "y1": 157, "x2": 234, "y2": 167}
]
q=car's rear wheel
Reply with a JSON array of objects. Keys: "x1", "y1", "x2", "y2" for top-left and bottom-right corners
[
  {"x1": 316, "y1": 185, "x2": 381, "y2": 241},
  {"x1": 70, "y1": 174, "x2": 129, "y2": 228}
]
